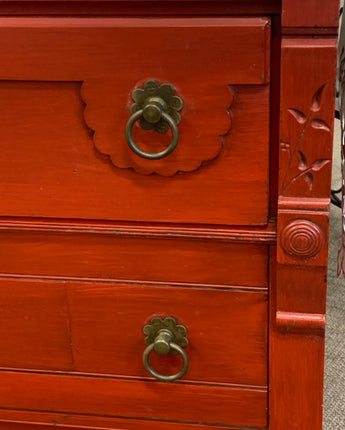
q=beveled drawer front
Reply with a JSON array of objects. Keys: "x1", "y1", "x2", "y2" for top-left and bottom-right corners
[
  {"x1": 0, "y1": 278, "x2": 267, "y2": 386},
  {"x1": 0, "y1": 410, "x2": 264, "y2": 430},
  {"x1": 0, "y1": 230, "x2": 268, "y2": 287},
  {"x1": 0, "y1": 17, "x2": 270, "y2": 225},
  {"x1": 0, "y1": 371, "x2": 267, "y2": 428}
]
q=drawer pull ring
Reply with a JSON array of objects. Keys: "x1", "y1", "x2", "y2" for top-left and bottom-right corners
[
  {"x1": 143, "y1": 317, "x2": 189, "y2": 382},
  {"x1": 126, "y1": 109, "x2": 179, "y2": 160},
  {"x1": 126, "y1": 80, "x2": 183, "y2": 160}
]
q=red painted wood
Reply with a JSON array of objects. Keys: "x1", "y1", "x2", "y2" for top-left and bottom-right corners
[
  {"x1": 282, "y1": 0, "x2": 339, "y2": 30},
  {"x1": 0, "y1": 423, "x2": 117, "y2": 430},
  {"x1": 277, "y1": 211, "x2": 329, "y2": 267},
  {"x1": 0, "y1": 1, "x2": 281, "y2": 16},
  {"x1": 0, "y1": 17, "x2": 271, "y2": 225},
  {"x1": 0, "y1": 371, "x2": 268, "y2": 428},
  {"x1": 0, "y1": 232, "x2": 268, "y2": 287},
  {"x1": 0, "y1": 0, "x2": 277, "y2": 3},
  {"x1": 0, "y1": 280, "x2": 73, "y2": 370},
  {"x1": 0, "y1": 411, "x2": 251, "y2": 430},
  {"x1": 0, "y1": 2, "x2": 339, "y2": 430},
  {"x1": 70, "y1": 282, "x2": 267, "y2": 385},
  {"x1": 279, "y1": 39, "x2": 336, "y2": 199},
  {"x1": 270, "y1": 333, "x2": 326, "y2": 428},
  {"x1": 275, "y1": 264, "x2": 327, "y2": 314},
  {"x1": 0, "y1": 278, "x2": 268, "y2": 385},
  {"x1": 269, "y1": 14, "x2": 282, "y2": 218},
  {"x1": 0, "y1": 219, "x2": 278, "y2": 244},
  {"x1": 270, "y1": 21, "x2": 338, "y2": 430},
  {"x1": 276, "y1": 311, "x2": 325, "y2": 335}
]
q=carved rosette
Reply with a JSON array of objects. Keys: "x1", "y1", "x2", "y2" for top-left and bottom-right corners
[{"x1": 280, "y1": 220, "x2": 324, "y2": 260}]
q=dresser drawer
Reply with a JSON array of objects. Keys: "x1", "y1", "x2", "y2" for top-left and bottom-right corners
[
  {"x1": 0, "y1": 229, "x2": 268, "y2": 287},
  {"x1": 0, "y1": 370, "x2": 267, "y2": 428},
  {"x1": 0, "y1": 278, "x2": 267, "y2": 428},
  {"x1": 0, "y1": 412, "x2": 264, "y2": 430},
  {"x1": 0, "y1": 278, "x2": 267, "y2": 386},
  {"x1": 0, "y1": 17, "x2": 271, "y2": 225}
]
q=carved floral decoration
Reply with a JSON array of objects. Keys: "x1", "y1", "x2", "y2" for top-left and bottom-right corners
[{"x1": 280, "y1": 84, "x2": 331, "y2": 195}]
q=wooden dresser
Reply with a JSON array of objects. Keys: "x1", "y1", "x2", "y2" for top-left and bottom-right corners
[{"x1": 0, "y1": 1, "x2": 339, "y2": 429}]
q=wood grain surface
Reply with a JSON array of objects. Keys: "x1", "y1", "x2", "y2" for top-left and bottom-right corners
[
  {"x1": 0, "y1": 0, "x2": 281, "y2": 17},
  {"x1": 0, "y1": 231, "x2": 268, "y2": 287},
  {"x1": 282, "y1": 0, "x2": 339, "y2": 30},
  {"x1": 0, "y1": 423, "x2": 117, "y2": 430},
  {"x1": 0, "y1": 1, "x2": 339, "y2": 430},
  {"x1": 0, "y1": 278, "x2": 268, "y2": 386},
  {"x1": 0, "y1": 370, "x2": 268, "y2": 428},
  {"x1": 0, "y1": 410, "x2": 263, "y2": 430},
  {"x1": 0, "y1": 17, "x2": 271, "y2": 224},
  {"x1": 270, "y1": 15, "x2": 338, "y2": 430}
]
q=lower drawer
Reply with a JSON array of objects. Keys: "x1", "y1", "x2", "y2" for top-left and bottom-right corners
[
  {"x1": 0, "y1": 277, "x2": 268, "y2": 428},
  {"x1": 0, "y1": 412, "x2": 267, "y2": 430},
  {"x1": 0, "y1": 371, "x2": 267, "y2": 428},
  {"x1": 0, "y1": 278, "x2": 267, "y2": 386},
  {"x1": 0, "y1": 229, "x2": 268, "y2": 287}
]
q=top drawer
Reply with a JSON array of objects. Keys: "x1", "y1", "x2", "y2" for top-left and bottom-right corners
[{"x1": 0, "y1": 17, "x2": 271, "y2": 225}]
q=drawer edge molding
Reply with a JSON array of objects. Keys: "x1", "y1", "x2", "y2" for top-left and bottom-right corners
[
  {"x1": 0, "y1": 274, "x2": 269, "y2": 293},
  {"x1": 0, "y1": 367, "x2": 268, "y2": 391},
  {"x1": 0, "y1": 415, "x2": 267, "y2": 430},
  {"x1": 0, "y1": 231, "x2": 269, "y2": 287},
  {"x1": 0, "y1": 0, "x2": 281, "y2": 17},
  {"x1": 276, "y1": 311, "x2": 325, "y2": 335},
  {"x1": 0, "y1": 219, "x2": 277, "y2": 244},
  {"x1": 0, "y1": 420, "x2": 114, "y2": 430}
]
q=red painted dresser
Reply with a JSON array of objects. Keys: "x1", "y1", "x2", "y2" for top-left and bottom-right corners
[{"x1": 0, "y1": 1, "x2": 339, "y2": 429}]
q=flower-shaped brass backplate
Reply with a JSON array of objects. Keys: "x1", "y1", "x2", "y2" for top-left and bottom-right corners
[
  {"x1": 143, "y1": 316, "x2": 188, "y2": 350},
  {"x1": 130, "y1": 80, "x2": 183, "y2": 133}
]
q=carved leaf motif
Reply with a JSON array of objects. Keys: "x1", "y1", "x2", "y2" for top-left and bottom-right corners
[
  {"x1": 281, "y1": 141, "x2": 291, "y2": 156},
  {"x1": 288, "y1": 108, "x2": 307, "y2": 124},
  {"x1": 311, "y1": 84, "x2": 326, "y2": 112},
  {"x1": 280, "y1": 142, "x2": 291, "y2": 171},
  {"x1": 282, "y1": 82, "x2": 331, "y2": 195},
  {"x1": 311, "y1": 159, "x2": 330, "y2": 171},
  {"x1": 311, "y1": 119, "x2": 331, "y2": 132},
  {"x1": 298, "y1": 151, "x2": 307, "y2": 170},
  {"x1": 304, "y1": 172, "x2": 314, "y2": 190}
]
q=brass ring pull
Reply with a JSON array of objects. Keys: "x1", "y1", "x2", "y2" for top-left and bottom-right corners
[
  {"x1": 125, "y1": 108, "x2": 179, "y2": 160},
  {"x1": 126, "y1": 80, "x2": 184, "y2": 160},
  {"x1": 143, "y1": 337, "x2": 189, "y2": 382},
  {"x1": 143, "y1": 317, "x2": 189, "y2": 382}
]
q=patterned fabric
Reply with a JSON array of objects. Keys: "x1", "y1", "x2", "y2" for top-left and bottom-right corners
[
  {"x1": 337, "y1": 115, "x2": 345, "y2": 277},
  {"x1": 338, "y1": 29, "x2": 345, "y2": 277}
]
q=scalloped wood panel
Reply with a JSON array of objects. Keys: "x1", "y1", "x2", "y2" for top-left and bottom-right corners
[{"x1": 0, "y1": 17, "x2": 271, "y2": 225}]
